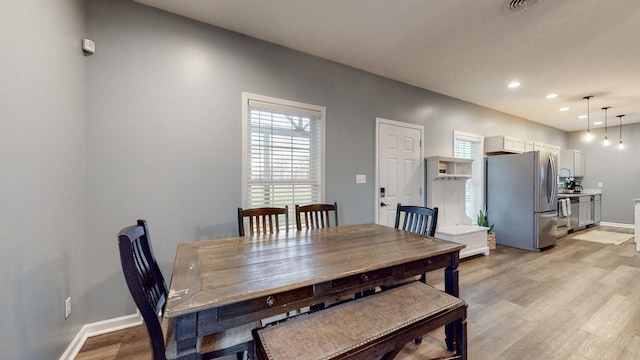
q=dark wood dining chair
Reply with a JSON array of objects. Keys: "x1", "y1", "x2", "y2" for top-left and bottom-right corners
[
  {"x1": 117, "y1": 219, "x2": 257, "y2": 360},
  {"x1": 295, "y1": 202, "x2": 338, "y2": 230},
  {"x1": 237, "y1": 206, "x2": 289, "y2": 236},
  {"x1": 294, "y1": 202, "x2": 340, "y2": 309},
  {"x1": 393, "y1": 204, "x2": 439, "y2": 345},
  {"x1": 394, "y1": 203, "x2": 439, "y2": 236}
]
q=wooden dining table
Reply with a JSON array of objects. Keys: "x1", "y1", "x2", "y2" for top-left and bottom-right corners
[{"x1": 164, "y1": 223, "x2": 465, "y2": 359}]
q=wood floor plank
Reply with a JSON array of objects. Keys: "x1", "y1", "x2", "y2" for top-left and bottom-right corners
[
  {"x1": 74, "y1": 344, "x2": 119, "y2": 360},
  {"x1": 521, "y1": 266, "x2": 606, "y2": 323},
  {"x1": 582, "y1": 293, "x2": 634, "y2": 338},
  {"x1": 500, "y1": 309, "x2": 582, "y2": 360},
  {"x1": 597, "y1": 264, "x2": 640, "y2": 288},
  {"x1": 471, "y1": 316, "x2": 535, "y2": 359},
  {"x1": 466, "y1": 299, "x2": 523, "y2": 341}
]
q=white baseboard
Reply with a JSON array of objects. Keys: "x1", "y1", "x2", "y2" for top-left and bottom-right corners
[
  {"x1": 599, "y1": 221, "x2": 634, "y2": 230},
  {"x1": 59, "y1": 311, "x2": 142, "y2": 360}
]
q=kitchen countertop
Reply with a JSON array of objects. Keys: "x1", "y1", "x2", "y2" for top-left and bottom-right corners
[{"x1": 558, "y1": 189, "x2": 602, "y2": 197}]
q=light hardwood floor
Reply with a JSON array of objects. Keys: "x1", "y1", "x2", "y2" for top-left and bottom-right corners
[{"x1": 77, "y1": 226, "x2": 639, "y2": 360}]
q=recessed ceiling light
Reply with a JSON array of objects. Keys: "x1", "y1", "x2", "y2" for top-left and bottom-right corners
[
  {"x1": 559, "y1": 107, "x2": 570, "y2": 112},
  {"x1": 577, "y1": 115, "x2": 587, "y2": 119},
  {"x1": 546, "y1": 93, "x2": 558, "y2": 99},
  {"x1": 508, "y1": 81, "x2": 520, "y2": 89},
  {"x1": 593, "y1": 121, "x2": 603, "y2": 125}
]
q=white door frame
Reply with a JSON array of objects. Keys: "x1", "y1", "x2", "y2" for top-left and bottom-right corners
[{"x1": 375, "y1": 118, "x2": 425, "y2": 225}]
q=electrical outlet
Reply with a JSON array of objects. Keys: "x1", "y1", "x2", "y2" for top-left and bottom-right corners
[{"x1": 65, "y1": 297, "x2": 71, "y2": 319}]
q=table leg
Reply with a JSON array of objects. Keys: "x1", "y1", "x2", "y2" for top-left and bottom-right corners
[
  {"x1": 444, "y1": 251, "x2": 460, "y2": 351},
  {"x1": 172, "y1": 313, "x2": 199, "y2": 360}
]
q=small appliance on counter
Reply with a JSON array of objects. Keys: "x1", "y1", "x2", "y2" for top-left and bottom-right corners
[{"x1": 566, "y1": 180, "x2": 583, "y2": 193}]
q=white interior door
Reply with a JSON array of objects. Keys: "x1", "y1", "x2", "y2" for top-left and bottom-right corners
[{"x1": 376, "y1": 119, "x2": 424, "y2": 227}]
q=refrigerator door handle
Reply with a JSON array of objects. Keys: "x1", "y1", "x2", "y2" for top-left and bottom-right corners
[
  {"x1": 551, "y1": 155, "x2": 557, "y2": 204},
  {"x1": 547, "y1": 155, "x2": 556, "y2": 208}
]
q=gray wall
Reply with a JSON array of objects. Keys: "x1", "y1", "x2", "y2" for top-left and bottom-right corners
[
  {"x1": 0, "y1": 0, "x2": 575, "y2": 357},
  {"x1": 1, "y1": 0, "x2": 87, "y2": 359},
  {"x1": 568, "y1": 123, "x2": 640, "y2": 224},
  {"x1": 84, "y1": 0, "x2": 567, "y2": 324}
]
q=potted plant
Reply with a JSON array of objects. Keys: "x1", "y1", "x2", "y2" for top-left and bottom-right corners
[{"x1": 477, "y1": 210, "x2": 496, "y2": 250}]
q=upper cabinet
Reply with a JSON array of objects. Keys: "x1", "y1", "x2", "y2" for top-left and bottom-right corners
[
  {"x1": 560, "y1": 149, "x2": 585, "y2": 177},
  {"x1": 534, "y1": 142, "x2": 560, "y2": 154},
  {"x1": 485, "y1": 135, "x2": 525, "y2": 154},
  {"x1": 485, "y1": 135, "x2": 560, "y2": 156},
  {"x1": 525, "y1": 140, "x2": 535, "y2": 152}
]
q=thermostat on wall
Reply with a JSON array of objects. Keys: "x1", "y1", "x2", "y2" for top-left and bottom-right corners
[{"x1": 82, "y1": 39, "x2": 95, "y2": 54}]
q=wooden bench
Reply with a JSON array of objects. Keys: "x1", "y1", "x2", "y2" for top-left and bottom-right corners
[{"x1": 253, "y1": 281, "x2": 467, "y2": 360}]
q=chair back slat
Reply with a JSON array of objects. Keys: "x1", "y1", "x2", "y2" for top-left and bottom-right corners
[
  {"x1": 238, "y1": 206, "x2": 289, "y2": 236},
  {"x1": 395, "y1": 204, "x2": 438, "y2": 236},
  {"x1": 118, "y1": 219, "x2": 167, "y2": 360},
  {"x1": 295, "y1": 202, "x2": 338, "y2": 230}
]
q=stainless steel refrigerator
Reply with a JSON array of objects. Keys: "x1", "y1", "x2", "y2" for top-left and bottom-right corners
[{"x1": 487, "y1": 151, "x2": 558, "y2": 251}]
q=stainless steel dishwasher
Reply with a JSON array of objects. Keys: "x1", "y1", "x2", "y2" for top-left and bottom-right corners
[
  {"x1": 569, "y1": 197, "x2": 580, "y2": 230},
  {"x1": 556, "y1": 199, "x2": 569, "y2": 237}
]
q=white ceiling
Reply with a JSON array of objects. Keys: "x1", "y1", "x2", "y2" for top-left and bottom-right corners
[{"x1": 135, "y1": 0, "x2": 640, "y2": 132}]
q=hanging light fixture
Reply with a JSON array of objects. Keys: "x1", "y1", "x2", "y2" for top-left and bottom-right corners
[
  {"x1": 617, "y1": 114, "x2": 625, "y2": 150},
  {"x1": 583, "y1": 96, "x2": 594, "y2": 141},
  {"x1": 602, "y1": 106, "x2": 611, "y2": 146}
]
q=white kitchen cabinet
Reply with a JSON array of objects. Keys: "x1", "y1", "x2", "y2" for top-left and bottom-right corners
[
  {"x1": 560, "y1": 149, "x2": 585, "y2": 177},
  {"x1": 635, "y1": 199, "x2": 640, "y2": 252},
  {"x1": 534, "y1": 142, "x2": 560, "y2": 154},
  {"x1": 534, "y1": 142, "x2": 549, "y2": 152},
  {"x1": 485, "y1": 135, "x2": 525, "y2": 154},
  {"x1": 525, "y1": 140, "x2": 535, "y2": 152},
  {"x1": 591, "y1": 194, "x2": 601, "y2": 223},
  {"x1": 485, "y1": 136, "x2": 561, "y2": 157},
  {"x1": 575, "y1": 151, "x2": 584, "y2": 176}
]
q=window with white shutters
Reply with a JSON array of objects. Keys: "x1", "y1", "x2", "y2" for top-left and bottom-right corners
[
  {"x1": 242, "y1": 93, "x2": 325, "y2": 228},
  {"x1": 453, "y1": 131, "x2": 484, "y2": 221}
]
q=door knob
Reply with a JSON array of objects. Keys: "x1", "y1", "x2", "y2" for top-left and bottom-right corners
[{"x1": 380, "y1": 202, "x2": 389, "y2": 207}]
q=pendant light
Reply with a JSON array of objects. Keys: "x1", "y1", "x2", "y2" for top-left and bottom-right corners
[
  {"x1": 617, "y1": 114, "x2": 625, "y2": 150},
  {"x1": 602, "y1": 106, "x2": 611, "y2": 146},
  {"x1": 583, "y1": 95, "x2": 594, "y2": 141}
]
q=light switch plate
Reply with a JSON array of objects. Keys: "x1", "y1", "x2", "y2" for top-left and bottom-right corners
[{"x1": 356, "y1": 174, "x2": 366, "y2": 184}]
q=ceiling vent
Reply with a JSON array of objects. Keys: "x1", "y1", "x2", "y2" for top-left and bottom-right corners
[{"x1": 505, "y1": 0, "x2": 541, "y2": 12}]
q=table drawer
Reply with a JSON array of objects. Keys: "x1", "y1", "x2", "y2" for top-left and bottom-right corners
[
  {"x1": 217, "y1": 286, "x2": 314, "y2": 321},
  {"x1": 330, "y1": 267, "x2": 394, "y2": 292},
  {"x1": 403, "y1": 253, "x2": 451, "y2": 276}
]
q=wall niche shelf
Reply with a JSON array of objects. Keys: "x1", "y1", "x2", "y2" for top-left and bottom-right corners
[{"x1": 426, "y1": 156, "x2": 472, "y2": 180}]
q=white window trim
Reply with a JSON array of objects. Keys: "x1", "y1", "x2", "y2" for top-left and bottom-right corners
[
  {"x1": 241, "y1": 92, "x2": 326, "y2": 207},
  {"x1": 453, "y1": 130, "x2": 485, "y2": 221}
]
